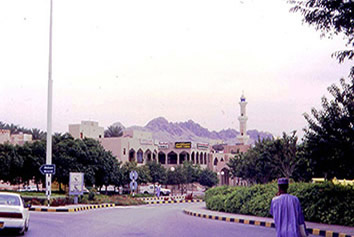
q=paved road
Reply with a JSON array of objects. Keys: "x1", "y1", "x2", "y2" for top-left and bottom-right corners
[{"x1": 2, "y1": 203, "x2": 276, "y2": 237}]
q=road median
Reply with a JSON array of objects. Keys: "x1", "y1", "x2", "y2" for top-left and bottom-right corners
[{"x1": 29, "y1": 203, "x2": 116, "y2": 213}]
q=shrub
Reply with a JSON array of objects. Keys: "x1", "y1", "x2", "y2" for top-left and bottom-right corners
[{"x1": 205, "y1": 182, "x2": 354, "y2": 226}]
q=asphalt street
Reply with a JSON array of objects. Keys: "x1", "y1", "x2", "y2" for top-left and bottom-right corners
[{"x1": 2, "y1": 203, "x2": 277, "y2": 237}]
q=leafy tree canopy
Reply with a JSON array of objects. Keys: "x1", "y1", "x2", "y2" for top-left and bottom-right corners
[
  {"x1": 289, "y1": 0, "x2": 354, "y2": 74},
  {"x1": 303, "y1": 77, "x2": 354, "y2": 179}
]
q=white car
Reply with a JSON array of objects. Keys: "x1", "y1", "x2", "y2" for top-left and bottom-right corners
[
  {"x1": 0, "y1": 192, "x2": 30, "y2": 235},
  {"x1": 139, "y1": 185, "x2": 171, "y2": 196}
]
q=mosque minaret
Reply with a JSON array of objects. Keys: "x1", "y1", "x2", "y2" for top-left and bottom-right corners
[{"x1": 237, "y1": 93, "x2": 249, "y2": 145}]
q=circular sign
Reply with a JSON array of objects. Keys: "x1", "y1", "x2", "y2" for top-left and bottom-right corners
[
  {"x1": 129, "y1": 170, "x2": 138, "y2": 181},
  {"x1": 130, "y1": 180, "x2": 138, "y2": 191}
]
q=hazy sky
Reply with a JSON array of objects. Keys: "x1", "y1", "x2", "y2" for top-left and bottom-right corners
[{"x1": 0, "y1": 0, "x2": 351, "y2": 139}]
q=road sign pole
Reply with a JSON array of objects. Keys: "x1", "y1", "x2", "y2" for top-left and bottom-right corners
[{"x1": 46, "y1": 0, "x2": 54, "y2": 207}]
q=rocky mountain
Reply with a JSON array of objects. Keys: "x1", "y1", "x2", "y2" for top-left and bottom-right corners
[{"x1": 111, "y1": 117, "x2": 273, "y2": 145}]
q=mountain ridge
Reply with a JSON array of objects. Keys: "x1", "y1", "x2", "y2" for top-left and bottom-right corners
[{"x1": 113, "y1": 117, "x2": 273, "y2": 144}]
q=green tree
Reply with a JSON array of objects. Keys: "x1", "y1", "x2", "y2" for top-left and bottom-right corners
[
  {"x1": 121, "y1": 162, "x2": 152, "y2": 185},
  {"x1": 182, "y1": 161, "x2": 201, "y2": 184},
  {"x1": 198, "y1": 169, "x2": 218, "y2": 188},
  {"x1": 303, "y1": 77, "x2": 354, "y2": 179},
  {"x1": 270, "y1": 131, "x2": 303, "y2": 178},
  {"x1": 145, "y1": 161, "x2": 166, "y2": 184},
  {"x1": 0, "y1": 143, "x2": 23, "y2": 185},
  {"x1": 289, "y1": 0, "x2": 353, "y2": 75},
  {"x1": 228, "y1": 138, "x2": 279, "y2": 184}
]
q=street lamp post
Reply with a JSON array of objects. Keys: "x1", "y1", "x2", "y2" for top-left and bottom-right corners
[
  {"x1": 45, "y1": 0, "x2": 54, "y2": 206},
  {"x1": 170, "y1": 167, "x2": 175, "y2": 196},
  {"x1": 220, "y1": 171, "x2": 225, "y2": 185}
]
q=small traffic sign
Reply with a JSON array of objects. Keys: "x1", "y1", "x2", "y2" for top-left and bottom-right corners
[
  {"x1": 130, "y1": 180, "x2": 138, "y2": 191},
  {"x1": 129, "y1": 170, "x2": 138, "y2": 181},
  {"x1": 39, "y1": 164, "x2": 56, "y2": 175}
]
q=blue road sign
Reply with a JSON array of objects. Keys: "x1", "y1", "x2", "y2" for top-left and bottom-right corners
[
  {"x1": 129, "y1": 170, "x2": 138, "y2": 181},
  {"x1": 130, "y1": 180, "x2": 138, "y2": 191},
  {"x1": 39, "y1": 164, "x2": 56, "y2": 175}
]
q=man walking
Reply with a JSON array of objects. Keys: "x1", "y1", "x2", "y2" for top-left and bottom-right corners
[{"x1": 270, "y1": 178, "x2": 308, "y2": 237}]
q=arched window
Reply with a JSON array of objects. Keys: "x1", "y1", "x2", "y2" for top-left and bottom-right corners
[
  {"x1": 129, "y1": 149, "x2": 135, "y2": 162},
  {"x1": 167, "y1": 151, "x2": 177, "y2": 164},
  {"x1": 158, "y1": 152, "x2": 166, "y2": 164},
  {"x1": 214, "y1": 158, "x2": 218, "y2": 166},
  {"x1": 137, "y1": 149, "x2": 144, "y2": 163}
]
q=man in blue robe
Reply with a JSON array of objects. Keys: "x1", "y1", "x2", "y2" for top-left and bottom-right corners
[{"x1": 270, "y1": 178, "x2": 308, "y2": 237}]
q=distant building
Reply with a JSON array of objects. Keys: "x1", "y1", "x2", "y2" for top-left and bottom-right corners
[
  {"x1": 68, "y1": 121, "x2": 104, "y2": 139},
  {"x1": 10, "y1": 133, "x2": 32, "y2": 145},
  {"x1": 0, "y1": 129, "x2": 33, "y2": 145},
  {"x1": 0, "y1": 129, "x2": 10, "y2": 144}
]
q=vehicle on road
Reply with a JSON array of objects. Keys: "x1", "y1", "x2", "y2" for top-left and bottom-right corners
[
  {"x1": 0, "y1": 192, "x2": 30, "y2": 235},
  {"x1": 139, "y1": 185, "x2": 171, "y2": 196}
]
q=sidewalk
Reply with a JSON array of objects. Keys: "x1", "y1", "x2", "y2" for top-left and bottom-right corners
[{"x1": 184, "y1": 203, "x2": 354, "y2": 237}]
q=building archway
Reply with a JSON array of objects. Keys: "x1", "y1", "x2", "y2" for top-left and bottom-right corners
[
  {"x1": 145, "y1": 149, "x2": 152, "y2": 163},
  {"x1": 129, "y1": 149, "x2": 135, "y2": 162},
  {"x1": 158, "y1": 152, "x2": 166, "y2": 164},
  {"x1": 220, "y1": 167, "x2": 230, "y2": 185},
  {"x1": 191, "y1": 152, "x2": 195, "y2": 164},
  {"x1": 213, "y1": 158, "x2": 218, "y2": 166},
  {"x1": 204, "y1": 153, "x2": 207, "y2": 164},
  {"x1": 153, "y1": 150, "x2": 157, "y2": 161},
  {"x1": 179, "y1": 151, "x2": 189, "y2": 164},
  {"x1": 200, "y1": 153, "x2": 204, "y2": 164},
  {"x1": 137, "y1": 149, "x2": 144, "y2": 163},
  {"x1": 196, "y1": 152, "x2": 199, "y2": 164},
  {"x1": 167, "y1": 151, "x2": 178, "y2": 164}
]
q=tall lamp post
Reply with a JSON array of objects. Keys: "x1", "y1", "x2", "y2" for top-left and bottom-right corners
[{"x1": 46, "y1": 0, "x2": 54, "y2": 206}]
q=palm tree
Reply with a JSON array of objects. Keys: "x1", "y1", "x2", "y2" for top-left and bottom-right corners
[
  {"x1": 104, "y1": 125, "x2": 123, "y2": 137},
  {"x1": 30, "y1": 128, "x2": 46, "y2": 140}
]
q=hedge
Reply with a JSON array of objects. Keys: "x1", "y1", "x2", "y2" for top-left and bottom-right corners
[{"x1": 205, "y1": 182, "x2": 354, "y2": 226}]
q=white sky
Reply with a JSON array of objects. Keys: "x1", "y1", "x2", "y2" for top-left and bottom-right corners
[{"x1": 0, "y1": 0, "x2": 351, "y2": 139}]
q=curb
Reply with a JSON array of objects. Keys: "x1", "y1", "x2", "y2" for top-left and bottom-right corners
[
  {"x1": 183, "y1": 209, "x2": 354, "y2": 237},
  {"x1": 146, "y1": 200, "x2": 203, "y2": 205},
  {"x1": 138, "y1": 196, "x2": 185, "y2": 201},
  {"x1": 29, "y1": 203, "x2": 116, "y2": 212}
]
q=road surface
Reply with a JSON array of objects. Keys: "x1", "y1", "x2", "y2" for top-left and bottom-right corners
[{"x1": 2, "y1": 203, "x2": 276, "y2": 237}]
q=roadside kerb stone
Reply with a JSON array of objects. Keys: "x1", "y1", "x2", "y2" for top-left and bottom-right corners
[
  {"x1": 29, "y1": 203, "x2": 115, "y2": 212},
  {"x1": 146, "y1": 199, "x2": 203, "y2": 205},
  {"x1": 183, "y1": 206, "x2": 354, "y2": 237},
  {"x1": 137, "y1": 195, "x2": 185, "y2": 201}
]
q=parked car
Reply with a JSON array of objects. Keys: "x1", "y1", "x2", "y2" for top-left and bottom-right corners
[
  {"x1": 0, "y1": 192, "x2": 30, "y2": 235},
  {"x1": 139, "y1": 185, "x2": 171, "y2": 196}
]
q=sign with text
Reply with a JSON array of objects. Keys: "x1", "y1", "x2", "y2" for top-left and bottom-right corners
[
  {"x1": 197, "y1": 143, "x2": 209, "y2": 150},
  {"x1": 39, "y1": 164, "x2": 56, "y2": 175},
  {"x1": 175, "y1": 142, "x2": 191, "y2": 149},
  {"x1": 69, "y1": 172, "x2": 84, "y2": 196},
  {"x1": 158, "y1": 142, "x2": 169, "y2": 149}
]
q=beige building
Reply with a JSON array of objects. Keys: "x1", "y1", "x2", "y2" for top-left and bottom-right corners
[
  {"x1": 100, "y1": 130, "x2": 211, "y2": 169},
  {"x1": 0, "y1": 129, "x2": 10, "y2": 144},
  {"x1": 211, "y1": 144, "x2": 250, "y2": 186},
  {"x1": 100, "y1": 130, "x2": 158, "y2": 165},
  {"x1": 0, "y1": 129, "x2": 33, "y2": 145},
  {"x1": 10, "y1": 133, "x2": 33, "y2": 145},
  {"x1": 69, "y1": 121, "x2": 104, "y2": 139}
]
